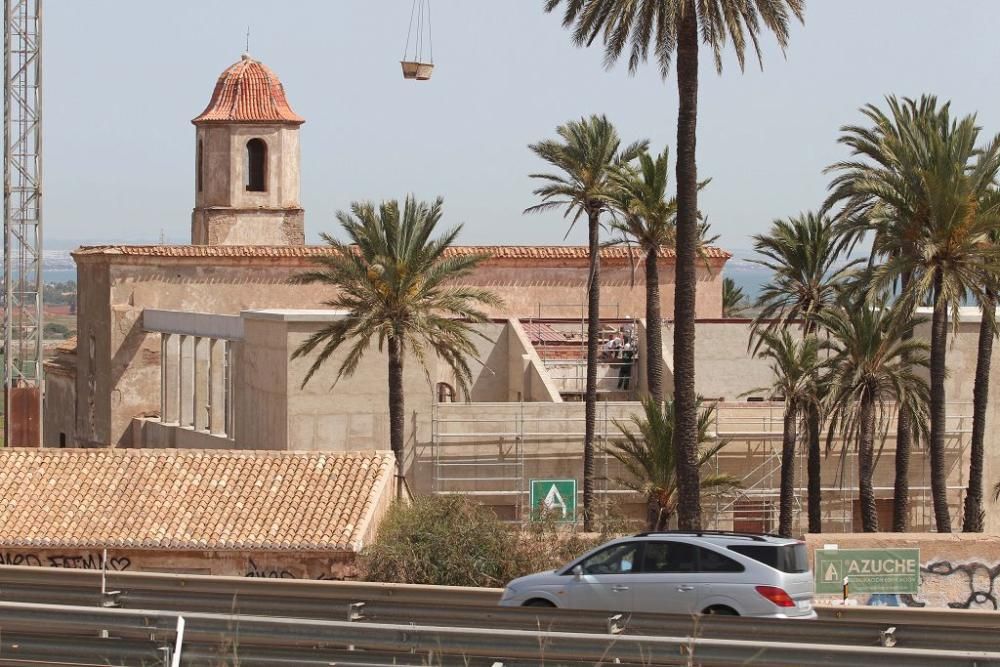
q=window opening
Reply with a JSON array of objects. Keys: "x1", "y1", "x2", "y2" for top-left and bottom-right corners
[
  {"x1": 437, "y1": 382, "x2": 455, "y2": 403},
  {"x1": 197, "y1": 139, "x2": 204, "y2": 192},
  {"x1": 245, "y1": 138, "x2": 267, "y2": 192}
]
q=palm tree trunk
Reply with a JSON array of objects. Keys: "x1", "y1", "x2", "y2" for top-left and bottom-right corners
[
  {"x1": 893, "y1": 270, "x2": 914, "y2": 532},
  {"x1": 806, "y1": 403, "x2": 821, "y2": 533},
  {"x1": 646, "y1": 495, "x2": 659, "y2": 531},
  {"x1": 779, "y1": 407, "x2": 797, "y2": 538},
  {"x1": 858, "y1": 395, "x2": 879, "y2": 532},
  {"x1": 388, "y1": 335, "x2": 405, "y2": 499},
  {"x1": 645, "y1": 246, "x2": 664, "y2": 404},
  {"x1": 930, "y1": 276, "x2": 952, "y2": 532},
  {"x1": 655, "y1": 507, "x2": 671, "y2": 531},
  {"x1": 672, "y1": 0, "x2": 702, "y2": 531},
  {"x1": 963, "y1": 290, "x2": 995, "y2": 532},
  {"x1": 583, "y1": 208, "x2": 601, "y2": 532}
]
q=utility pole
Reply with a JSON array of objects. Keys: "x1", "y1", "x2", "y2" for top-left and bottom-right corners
[{"x1": 3, "y1": 0, "x2": 43, "y2": 446}]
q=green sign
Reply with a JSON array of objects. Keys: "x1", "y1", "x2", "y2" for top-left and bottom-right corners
[
  {"x1": 815, "y1": 548, "x2": 920, "y2": 595},
  {"x1": 529, "y1": 479, "x2": 577, "y2": 522}
]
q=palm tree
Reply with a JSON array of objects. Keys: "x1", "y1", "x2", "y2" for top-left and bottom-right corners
[
  {"x1": 544, "y1": 0, "x2": 805, "y2": 531},
  {"x1": 751, "y1": 213, "x2": 855, "y2": 534},
  {"x1": 292, "y1": 196, "x2": 501, "y2": 492},
  {"x1": 750, "y1": 330, "x2": 823, "y2": 538},
  {"x1": 817, "y1": 304, "x2": 930, "y2": 532},
  {"x1": 824, "y1": 96, "x2": 951, "y2": 532},
  {"x1": 609, "y1": 396, "x2": 740, "y2": 530},
  {"x1": 607, "y1": 146, "x2": 673, "y2": 403},
  {"x1": 526, "y1": 115, "x2": 646, "y2": 530},
  {"x1": 964, "y1": 222, "x2": 1000, "y2": 532},
  {"x1": 722, "y1": 278, "x2": 748, "y2": 318},
  {"x1": 828, "y1": 97, "x2": 1000, "y2": 531}
]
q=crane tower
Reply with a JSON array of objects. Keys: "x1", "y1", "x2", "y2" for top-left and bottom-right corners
[{"x1": 3, "y1": 0, "x2": 42, "y2": 446}]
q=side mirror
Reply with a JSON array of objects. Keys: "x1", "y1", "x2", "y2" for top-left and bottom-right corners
[{"x1": 572, "y1": 565, "x2": 583, "y2": 580}]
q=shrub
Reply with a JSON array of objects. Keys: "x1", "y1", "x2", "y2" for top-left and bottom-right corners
[
  {"x1": 361, "y1": 495, "x2": 638, "y2": 587},
  {"x1": 361, "y1": 494, "x2": 522, "y2": 587},
  {"x1": 44, "y1": 323, "x2": 70, "y2": 339}
]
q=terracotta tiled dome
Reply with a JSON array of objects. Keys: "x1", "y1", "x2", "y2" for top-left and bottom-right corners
[{"x1": 192, "y1": 54, "x2": 304, "y2": 125}]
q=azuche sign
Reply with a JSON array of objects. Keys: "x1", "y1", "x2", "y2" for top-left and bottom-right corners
[{"x1": 815, "y1": 548, "x2": 921, "y2": 595}]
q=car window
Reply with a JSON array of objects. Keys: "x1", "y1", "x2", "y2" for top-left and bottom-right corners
[
  {"x1": 579, "y1": 543, "x2": 642, "y2": 575},
  {"x1": 696, "y1": 546, "x2": 744, "y2": 573},
  {"x1": 727, "y1": 543, "x2": 809, "y2": 573},
  {"x1": 641, "y1": 541, "x2": 697, "y2": 573}
]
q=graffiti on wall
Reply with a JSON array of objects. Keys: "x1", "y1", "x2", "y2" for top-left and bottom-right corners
[
  {"x1": 899, "y1": 560, "x2": 1000, "y2": 610},
  {"x1": 861, "y1": 559, "x2": 1000, "y2": 610},
  {"x1": 243, "y1": 558, "x2": 336, "y2": 580},
  {"x1": 0, "y1": 553, "x2": 42, "y2": 567},
  {"x1": 0, "y1": 552, "x2": 131, "y2": 570},
  {"x1": 244, "y1": 558, "x2": 297, "y2": 579}
]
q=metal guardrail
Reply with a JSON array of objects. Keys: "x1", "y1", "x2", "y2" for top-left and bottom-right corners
[
  {"x1": 3, "y1": 565, "x2": 999, "y2": 628},
  {"x1": 1, "y1": 566, "x2": 999, "y2": 665},
  {"x1": 1, "y1": 601, "x2": 998, "y2": 667}
]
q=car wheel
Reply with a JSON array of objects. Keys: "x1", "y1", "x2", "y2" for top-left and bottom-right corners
[
  {"x1": 523, "y1": 598, "x2": 556, "y2": 608},
  {"x1": 703, "y1": 605, "x2": 739, "y2": 616}
]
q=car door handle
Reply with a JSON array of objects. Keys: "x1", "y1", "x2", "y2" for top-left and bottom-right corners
[
  {"x1": 677, "y1": 585, "x2": 695, "y2": 592},
  {"x1": 612, "y1": 585, "x2": 630, "y2": 592}
]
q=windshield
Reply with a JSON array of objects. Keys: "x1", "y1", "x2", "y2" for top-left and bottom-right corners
[{"x1": 728, "y1": 543, "x2": 809, "y2": 573}]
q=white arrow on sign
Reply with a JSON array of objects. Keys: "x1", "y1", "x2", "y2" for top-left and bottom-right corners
[{"x1": 543, "y1": 484, "x2": 568, "y2": 517}]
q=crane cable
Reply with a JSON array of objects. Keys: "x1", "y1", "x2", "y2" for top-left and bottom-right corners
[{"x1": 403, "y1": 0, "x2": 433, "y2": 64}]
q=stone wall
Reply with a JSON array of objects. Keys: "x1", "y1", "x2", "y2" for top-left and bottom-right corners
[
  {"x1": 0, "y1": 548, "x2": 358, "y2": 579},
  {"x1": 72, "y1": 252, "x2": 724, "y2": 449},
  {"x1": 805, "y1": 533, "x2": 1000, "y2": 610}
]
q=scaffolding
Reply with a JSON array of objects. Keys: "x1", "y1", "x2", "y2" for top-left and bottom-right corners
[
  {"x1": 431, "y1": 401, "x2": 629, "y2": 521},
  {"x1": 429, "y1": 399, "x2": 975, "y2": 532},
  {"x1": 2, "y1": 0, "x2": 43, "y2": 446}
]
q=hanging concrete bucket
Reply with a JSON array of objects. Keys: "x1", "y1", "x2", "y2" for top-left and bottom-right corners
[
  {"x1": 415, "y1": 62, "x2": 434, "y2": 80},
  {"x1": 401, "y1": 61, "x2": 419, "y2": 79},
  {"x1": 401, "y1": 61, "x2": 433, "y2": 80},
  {"x1": 401, "y1": 0, "x2": 435, "y2": 80}
]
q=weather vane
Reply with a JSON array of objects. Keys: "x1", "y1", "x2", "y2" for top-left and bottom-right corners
[{"x1": 245, "y1": 26, "x2": 250, "y2": 54}]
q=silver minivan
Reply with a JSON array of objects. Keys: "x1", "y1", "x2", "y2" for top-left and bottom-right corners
[{"x1": 499, "y1": 531, "x2": 816, "y2": 618}]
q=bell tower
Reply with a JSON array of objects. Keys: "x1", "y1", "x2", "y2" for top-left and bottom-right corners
[{"x1": 191, "y1": 54, "x2": 305, "y2": 246}]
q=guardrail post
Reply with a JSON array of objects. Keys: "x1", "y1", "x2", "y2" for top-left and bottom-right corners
[{"x1": 171, "y1": 616, "x2": 185, "y2": 667}]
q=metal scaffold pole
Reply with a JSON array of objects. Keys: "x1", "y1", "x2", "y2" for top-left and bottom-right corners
[{"x1": 3, "y1": 0, "x2": 43, "y2": 447}]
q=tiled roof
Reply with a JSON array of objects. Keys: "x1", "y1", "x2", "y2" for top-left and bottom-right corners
[
  {"x1": 0, "y1": 450, "x2": 393, "y2": 551},
  {"x1": 73, "y1": 244, "x2": 732, "y2": 260},
  {"x1": 521, "y1": 321, "x2": 566, "y2": 344},
  {"x1": 193, "y1": 54, "x2": 304, "y2": 125}
]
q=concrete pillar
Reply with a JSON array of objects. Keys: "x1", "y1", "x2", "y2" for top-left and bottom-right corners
[
  {"x1": 209, "y1": 339, "x2": 226, "y2": 436},
  {"x1": 162, "y1": 334, "x2": 180, "y2": 424},
  {"x1": 179, "y1": 335, "x2": 194, "y2": 428},
  {"x1": 193, "y1": 337, "x2": 210, "y2": 432}
]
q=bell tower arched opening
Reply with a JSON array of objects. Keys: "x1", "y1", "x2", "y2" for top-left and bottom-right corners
[{"x1": 245, "y1": 138, "x2": 267, "y2": 192}]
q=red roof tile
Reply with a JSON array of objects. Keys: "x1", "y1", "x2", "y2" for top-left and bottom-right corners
[
  {"x1": 193, "y1": 54, "x2": 304, "y2": 125},
  {"x1": 73, "y1": 244, "x2": 732, "y2": 261},
  {"x1": 0, "y1": 449, "x2": 393, "y2": 551}
]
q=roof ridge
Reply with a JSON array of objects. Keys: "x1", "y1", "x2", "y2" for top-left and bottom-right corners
[{"x1": 72, "y1": 244, "x2": 733, "y2": 260}]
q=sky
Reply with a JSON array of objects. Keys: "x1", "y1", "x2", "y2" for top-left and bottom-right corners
[{"x1": 41, "y1": 1, "x2": 1000, "y2": 255}]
